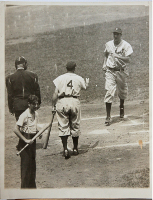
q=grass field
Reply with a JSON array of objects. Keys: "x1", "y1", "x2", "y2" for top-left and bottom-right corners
[{"x1": 5, "y1": 15, "x2": 149, "y2": 105}]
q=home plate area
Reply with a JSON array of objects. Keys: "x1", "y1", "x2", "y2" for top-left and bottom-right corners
[{"x1": 37, "y1": 112, "x2": 149, "y2": 153}]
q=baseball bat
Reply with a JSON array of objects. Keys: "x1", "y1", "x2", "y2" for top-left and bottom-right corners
[
  {"x1": 43, "y1": 111, "x2": 56, "y2": 149},
  {"x1": 16, "y1": 120, "x2": 54, "y2": 156}
]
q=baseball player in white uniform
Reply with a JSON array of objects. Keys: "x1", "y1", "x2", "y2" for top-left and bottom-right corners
[
  {"x1": 52, "y1": 61, "x2": 89, "y2": 159},
  {"x1": 103, "y1": 27, "x2": 133, "y2": 126}
]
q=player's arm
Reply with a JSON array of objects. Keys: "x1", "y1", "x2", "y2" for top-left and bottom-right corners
[
  {"x1": 5, "y1": 76, "x2": 14, "y2": 114},
  {"x1": 102, "y1": 56, "x2": 107, "y2": 71},
  {"x1": 113, "y1": 53, "x2": 131, "y2": 63},
  {"x1": 81, "y1": 77, "x2": 89, "y2": 90},
  {"x1": 14, "y1": 125, "x2": 33, "y2": 144},
  {"x1": 34, "y1": 74, "x2": 41, "y2": 105},
  {"x1": 102, "y1": 49, "x2": 109, "y2": 71},
  {"x1": 52, "y1": 87, "x2": 58, "y2": 110}
]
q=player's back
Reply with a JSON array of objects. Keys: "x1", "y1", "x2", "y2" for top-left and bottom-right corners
[{"x1": 53, "y1": 73, "x2": 86, "y2": 97}]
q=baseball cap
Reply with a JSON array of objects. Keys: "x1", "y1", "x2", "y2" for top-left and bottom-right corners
[
  {"x1": 66, "y1": 61, "x2": 76, "y2": 71},
  {"x1": 113, "y1": 27, "x2": 122, "y2": 34},
  {"x1": 15, "y1": 56, "x2": 27, "y2": 66}
]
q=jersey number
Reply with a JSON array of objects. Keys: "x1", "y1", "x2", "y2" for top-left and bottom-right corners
[{"x1": 67, "y1": 80, "x2": 73, "y2": 89}]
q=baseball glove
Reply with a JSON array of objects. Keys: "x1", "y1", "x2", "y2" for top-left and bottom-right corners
[{"x1": 115, "y1": 58, "x2": 126, "y2": 69}]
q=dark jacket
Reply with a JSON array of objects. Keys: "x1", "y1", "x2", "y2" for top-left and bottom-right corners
[{"x1": 6, "y1": 69, "x2": 41, "y2": 112}]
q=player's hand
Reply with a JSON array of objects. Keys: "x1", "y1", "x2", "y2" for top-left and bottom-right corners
[
  {"x1": 39, "y1": 135, "x2": 42, "y2": 139},
  {"x1": 86, "y1": 78, "x2": 89, "y2": 84},
  {"x1": 113, "y1": 53, "x2": 120, "y2": 59},
  {"x1": 102, "y1": 65, "x2": 107, "y2": 72}
]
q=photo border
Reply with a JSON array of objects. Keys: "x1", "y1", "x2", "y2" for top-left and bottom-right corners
[{"x1": 0, "y1": 1, "x2": 152, "y2": 199}]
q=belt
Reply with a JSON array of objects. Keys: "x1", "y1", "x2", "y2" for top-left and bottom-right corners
[
  {"x1": 21, "y1": 132, "x2": 36, "y2": 139},
  {"x1": 59, "y1": 96, "x2": 78, "y2": 99}
]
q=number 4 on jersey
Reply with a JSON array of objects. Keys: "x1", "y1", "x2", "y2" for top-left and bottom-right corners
[{"x1": 67, "y1": 80, "x2": 73, "y2": 89}]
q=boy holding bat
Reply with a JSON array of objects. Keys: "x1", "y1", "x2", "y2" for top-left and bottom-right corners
[{"x1": 14, "y1": 95, "x2": 40, "y2": 188}]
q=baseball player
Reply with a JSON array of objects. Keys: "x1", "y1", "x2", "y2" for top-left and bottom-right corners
[
  {"x1": 52, "y1": 61, "x2": 89, "y2": 159},
  {"x1": 6, "y1": 56, "x2": 41, "y2": 148},
  {"x1": 14, "y1": 95, "x2": 39, "y2": 188},
  {"x1": 103, "y1": 28, "x2": 133, "y2": 126}
]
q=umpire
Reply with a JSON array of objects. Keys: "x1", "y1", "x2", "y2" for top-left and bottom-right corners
[
  {"x1": 6, "y1": 56, "x2": 41, "y2": 148},
  {"x1": 6, "y1": 56, "x2": 41, "y2": 119}
]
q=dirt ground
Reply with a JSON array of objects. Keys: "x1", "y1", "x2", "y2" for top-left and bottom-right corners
[{"x1": 4, "y1": 98, "x2": 150, "y2": 189}]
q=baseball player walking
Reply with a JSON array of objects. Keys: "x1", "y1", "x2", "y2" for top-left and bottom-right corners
[
  {"x1": 52, "y1": 61, "x2": 89, "y2": 159},
  {"x1": 103, "y1": 28, "x2": 133, "y2": 126},
  {"x1": 6, "y1": 56, "x2": 41, "y2": 147}
]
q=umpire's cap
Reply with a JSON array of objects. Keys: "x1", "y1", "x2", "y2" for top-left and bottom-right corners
[
  {"x1": 15, "y1": 56, "x2": 27, "y2": 69},
  {"x1": 113, "y1": 27, "x2": 122, "y2": 34},
  {"x1": 66, "y1": 61, "x2": 76, "y2": 71}
]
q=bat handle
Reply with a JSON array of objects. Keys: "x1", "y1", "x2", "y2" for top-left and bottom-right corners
[{"x1": 16, "y1": 143, "x2": 29, "y2": 156}]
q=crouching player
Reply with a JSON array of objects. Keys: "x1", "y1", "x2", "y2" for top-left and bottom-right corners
[{"x1": 14, "y1": 95, "x2": 40, "y2": 188}]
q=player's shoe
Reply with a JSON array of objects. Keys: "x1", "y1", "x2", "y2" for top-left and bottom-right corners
[
  {"x1": 105, "y1": 117, "x2": 111, "y2": 126},
  {"x1": 73, "y1": 148, "x2": 79, "y2": 156},
  {"x1": 64, "y1": 150, "x2": 70, "y2": 159},
  {"x1": 120, "y1": 107, "x2": 124, "y2": 118}
]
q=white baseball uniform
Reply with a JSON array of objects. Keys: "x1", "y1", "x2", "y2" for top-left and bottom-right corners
[
  {"x1": 53, "y1": 72, "x2": 86, "y2": 137},
  {"x1": 103, "y1": 39, "x2": 133, "y2": 103}
]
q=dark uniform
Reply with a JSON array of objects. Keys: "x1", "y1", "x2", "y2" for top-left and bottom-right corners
[{"x1": 6, "y1": 58, "x2": 41, "y2": 120}]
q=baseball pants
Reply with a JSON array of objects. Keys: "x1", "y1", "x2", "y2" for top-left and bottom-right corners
[
  {"x1": 104, "y1": 70, "x2": 128, "y2": 103},
  {"x1": 18, "y1": 133, "x2": 36, "y2": 188},
  {"x1": 56, "y1": 97, "x2": 81, "y2": 137}
]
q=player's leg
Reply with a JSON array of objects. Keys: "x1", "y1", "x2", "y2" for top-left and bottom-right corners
[
  {"x1": 20, "y1": 134, "x2": 36, "y2": 188},
  {"x1": 20, "y1": 141, "x2": 31, "y2": 188},
  {"x1": 120, "y1": 99, "x2": 124, "y2": 118},
  {"x1": 116, "y1": 71, "x2": 128, "y2": 118},
  {"x1": 72, "y1": 136, "x2": 79, "y2": 155},
  {"x1": 28, "y1": 139, "x2": 36, "y2": 188},
  {"x1": 60, "y1": 136, "x2": 70, "y2": 159},
  {"x1": 69, "y1": 98, "x2": 81, "y2": 155},
  {"x1": 104, "y1": 71, "x2": 116, "y2": 125},
  {"x1": 56, "y1": 99, "x2": 71, "y2": 159},
  {"x1": 106, "y1": 102, "x2": 111, "y2": 121}
]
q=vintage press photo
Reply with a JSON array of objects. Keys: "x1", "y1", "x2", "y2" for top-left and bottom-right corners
[{"x1": 0, "y1": 1, "x2": 152, "y2": 199}]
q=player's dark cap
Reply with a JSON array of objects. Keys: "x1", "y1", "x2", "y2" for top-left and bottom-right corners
[
  {"x1": 66, "y1": 61, "x2": 76, "y2": 71},
  {"x1": 15, "y1": 56, "x2": 27, "y2": 69},
  {"x1": 113, "y1": 27, "x2": 122, "y2": 34},
  {"x1": 15, "y1": 56, "x2": 27, "y2": 66}
]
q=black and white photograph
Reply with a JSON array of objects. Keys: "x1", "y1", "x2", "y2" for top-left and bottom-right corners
[{"x1": 0, "y1": 1, "x2": 151, "y2": 199}]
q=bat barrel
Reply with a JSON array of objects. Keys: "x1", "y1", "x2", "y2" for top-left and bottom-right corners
[{"x1": 43, "y1": 112, "x2": 55, "y2": 149}]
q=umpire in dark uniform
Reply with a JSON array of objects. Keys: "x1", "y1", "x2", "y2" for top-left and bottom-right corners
[
  {"x1": 6, "y1": 56, "x2": 41, "y2": 149},
  {"x1": 6, "y1": 56, "x2": 41, "y2": 120}
]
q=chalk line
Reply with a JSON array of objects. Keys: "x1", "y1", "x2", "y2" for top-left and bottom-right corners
[{"x1": 93, "y1": 141, "x2": 149, "y2": 149}]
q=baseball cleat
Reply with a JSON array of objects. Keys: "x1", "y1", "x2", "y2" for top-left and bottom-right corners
[
  {"x1": 64, "y1": 150, "x2": 70, "y2": 159},
  {"x1": 73, "y1": 149, "x2": 79, "y2": 156},
  {"x1": 105, "y1": 117, "x2": 111, "y2": 126},
  {"x1": 120, "y1": 108, "x2": 124, "y2": 118}
]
